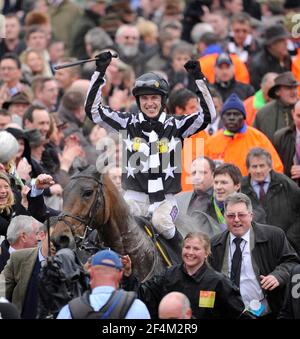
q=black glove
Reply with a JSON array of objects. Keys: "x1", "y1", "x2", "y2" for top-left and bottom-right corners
[
  {"x1": 184, "y1": 60, "x2": 205, "y2": 80},
  {"x1": 95, "y1": 51, "x2": 113, "y2": 75}
]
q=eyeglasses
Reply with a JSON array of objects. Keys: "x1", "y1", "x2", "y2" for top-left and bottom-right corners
[
  {"x1": 0, "y1": 67, "x2": 18, "y2": 71},
  {"x1": 225, "y1": 212, "x2": 250, "y2": 220}
]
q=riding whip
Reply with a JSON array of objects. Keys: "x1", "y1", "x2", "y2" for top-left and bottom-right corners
[{"x1": 54, "y1": 53, "x2": 118, "y2": 70}]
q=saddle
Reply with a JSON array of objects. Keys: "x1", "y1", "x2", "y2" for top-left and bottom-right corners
[{"x1": 135, "y1": 216, "x2": 181, "y2": 267}]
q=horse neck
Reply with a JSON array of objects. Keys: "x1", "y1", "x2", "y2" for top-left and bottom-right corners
[{"x1": 120, "y1": 215, "x2": 164, "y2": 281}]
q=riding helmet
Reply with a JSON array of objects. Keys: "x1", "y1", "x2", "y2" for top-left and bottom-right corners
[{"x1": 132, "y1": 72, "x2": 169, "y2": 112}]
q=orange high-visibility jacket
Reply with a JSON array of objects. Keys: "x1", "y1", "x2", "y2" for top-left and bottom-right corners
[
  {"x1": 199, "y1": 53, "x2": 250, "y2": 85},
  {"x1": 204, "y1": 126, "x2": 283, "y2": 175},
  {"x1": 243, "y1": 95, "x2": 256, "y2": 126}
]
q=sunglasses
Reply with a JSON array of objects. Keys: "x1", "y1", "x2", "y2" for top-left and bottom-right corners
[{"x1": 225, "y1": 212, "x2": 250, "y2": 220}]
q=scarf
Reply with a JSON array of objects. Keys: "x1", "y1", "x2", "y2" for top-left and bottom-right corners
[
  {"x1": 136, "y1": 112, "x2": 168, "y2": 211},
  {"x1": 213, "y1": 198, "x2": 227, "y2": 231}
]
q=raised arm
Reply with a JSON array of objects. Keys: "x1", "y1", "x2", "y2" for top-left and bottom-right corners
[
  {"x1": 174, "y1": 60, "x2": 217, "y2": 139},
  {"x1": 85, "y1": 51, "x2": 132, "y2": 132}
]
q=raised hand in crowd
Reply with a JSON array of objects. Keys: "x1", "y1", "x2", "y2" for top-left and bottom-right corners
[
  {"x1": 0, "y1": 84, "x2": 10, "y2": 108},
  {"x1": 291, "y1": 165, "x2": 300, "y2": 180},
  {"x1": 20, "y1": 185, "x2": 30, "y2": 209},
  {"x1": 59, "y1": 135, "x2": 84, "y2": 172},
  {"x1": 121, "y1": 255, "x2": 132, "y2": 277},
  {"x1": 16, "y1": 157, "x2": 32, "y2": 182},
  {"x1": 0, "y1": 162, "x2": 5, "y2": 173},
  {"x1": 35, "y1": 173, "x2": 55, "y2": 190}
]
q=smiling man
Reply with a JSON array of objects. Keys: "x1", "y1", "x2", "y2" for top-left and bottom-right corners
[
  {"x1": 210, "y1": 192, "x2": 300, "y2": 318},
  {"x1": 85, "y1": 51, "x2": 216, "y2": 254}
]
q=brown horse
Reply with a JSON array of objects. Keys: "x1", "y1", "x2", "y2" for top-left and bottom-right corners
[{"x1": 52, "y1": 165, "x2": 167, "y2": 282}]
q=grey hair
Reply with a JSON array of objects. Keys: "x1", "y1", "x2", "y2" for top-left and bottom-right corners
[
  {"x1": 6, "y1": 215, "x2": 43, "y2": 244},
  {"x1": 84, "y1": 27, "x2": 113, "y2": 53},
  {"x1": 246, "y1": 147, "x2": 273, "y2": 169},
  {"x1": 115, "y1": 24, "x2": 139, "y2": 40},
  {"x1": 191, "y1": 22, "x2": 213, "y2": 43},
  {"x1": 224, "y1": 192, "x2": 253, "y2": 213}
]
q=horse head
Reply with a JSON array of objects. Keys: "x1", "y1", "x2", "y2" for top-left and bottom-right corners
[
  {"x1": 52, "y1": 165, "x2": 167, "y2": 281},
  {"x1": 52, "y1": 165, "x2": 130, "y2": 255}
]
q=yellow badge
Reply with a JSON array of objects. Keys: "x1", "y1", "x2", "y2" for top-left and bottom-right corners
[
  {"x1": 133, "y1": 137, "x2": 141, "y2": 152},
  {"x1": 157, "y1": 138, "x2": 168, "y2": 153},
  {"x1": 199, "y1": 290, "x2": 216, "y2": 308}
]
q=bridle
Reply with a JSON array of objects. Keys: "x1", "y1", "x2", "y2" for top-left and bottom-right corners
[{"x1": 57, "y1": 174, "x2": 105, "y2": 245}]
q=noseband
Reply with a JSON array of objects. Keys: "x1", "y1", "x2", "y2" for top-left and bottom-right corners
[{"x1": 57, "y1": 175, "x2": 105, "y2": 244}]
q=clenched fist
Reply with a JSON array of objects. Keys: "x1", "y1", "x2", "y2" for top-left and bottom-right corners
[
  {"x1": 95, "y1": 51, "x2": 113, "y2": 76},
  {"x1": 184, "y1": 60, "x2": 205, "y2": 80}
]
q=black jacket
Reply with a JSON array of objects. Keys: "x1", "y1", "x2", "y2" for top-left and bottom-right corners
[
  {"x1": 212, "y1": 79, "x2": 255, "y2": 102},
  {"x1": 123, "y1": 263, "x2": 245, "y2": 319},
  {"x1": 209, "y1": 222, "x2": 300, "y2": 317},
  {"x1": 241, "y1": 171, "x2": 300, "y2": 254},
  {"x1": 274, "y1": 125, "x2": 299, "y2": 186},
  {"x1": 0, "y1": 239, "x2": 10, "y2": 273},
  {"x1": 249, "y1": 47, "x2": 292, "y2": 91}
]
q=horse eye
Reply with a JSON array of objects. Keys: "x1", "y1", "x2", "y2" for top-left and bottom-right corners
[{"x1": 82, "y1": 190, "x2": 93, "y2": 198}]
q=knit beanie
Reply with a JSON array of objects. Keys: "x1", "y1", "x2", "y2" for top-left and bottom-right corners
[
  {"x1": 0, "y1": 131, "x2": 19, "y2": 164},
  {"x1": 221, "y1": 93, "x2": 246, "y2": 118}
]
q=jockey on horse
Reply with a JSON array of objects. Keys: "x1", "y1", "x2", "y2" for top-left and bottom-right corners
[{"x1": 84, "y1": 51, "x2": 216, "y2": 255}]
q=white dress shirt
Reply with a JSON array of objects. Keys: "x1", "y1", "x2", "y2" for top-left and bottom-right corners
[{"x1": 228, "y1": 230, "x2": 264, "y2": 308}]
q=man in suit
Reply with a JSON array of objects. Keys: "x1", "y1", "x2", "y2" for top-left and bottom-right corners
[
  {"x1": 177, "y1": 162, "x2": 243, "y2": 238},
  {"x1": 176, "y1": 156, "x2": 215, "y2": 216},
  {"x1": 4, "y1": 217, "x2": 56, "y2": 318},
  {"x1": 209, "y1": 192, "x2": 300, "y2": 318},
  {"x1": 0, "y1": 215, "x2": 43, "y2": 273},
  {"x1": 241, "y1": 147, "x2": 300, "y2": 255}
]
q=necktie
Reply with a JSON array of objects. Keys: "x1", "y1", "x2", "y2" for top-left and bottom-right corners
[
  {"x1": 258, "y1": 182, "x2": 266, "y2": 204},
  {"x1": 230, "y1": 237, "x2": 243, "y2": 287}
]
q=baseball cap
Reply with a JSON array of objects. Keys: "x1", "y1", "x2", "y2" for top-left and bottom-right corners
[
  {"x1": 91, "y1": 249, "x2": 123, "y2": 270},
  {"x1": 215, "y1": 53, "x2": 233, "y2": 67}
]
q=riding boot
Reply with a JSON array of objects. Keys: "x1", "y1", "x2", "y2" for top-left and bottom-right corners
[{"x1": 166, "y1": 229, "x2": 183, "y2": 257}]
